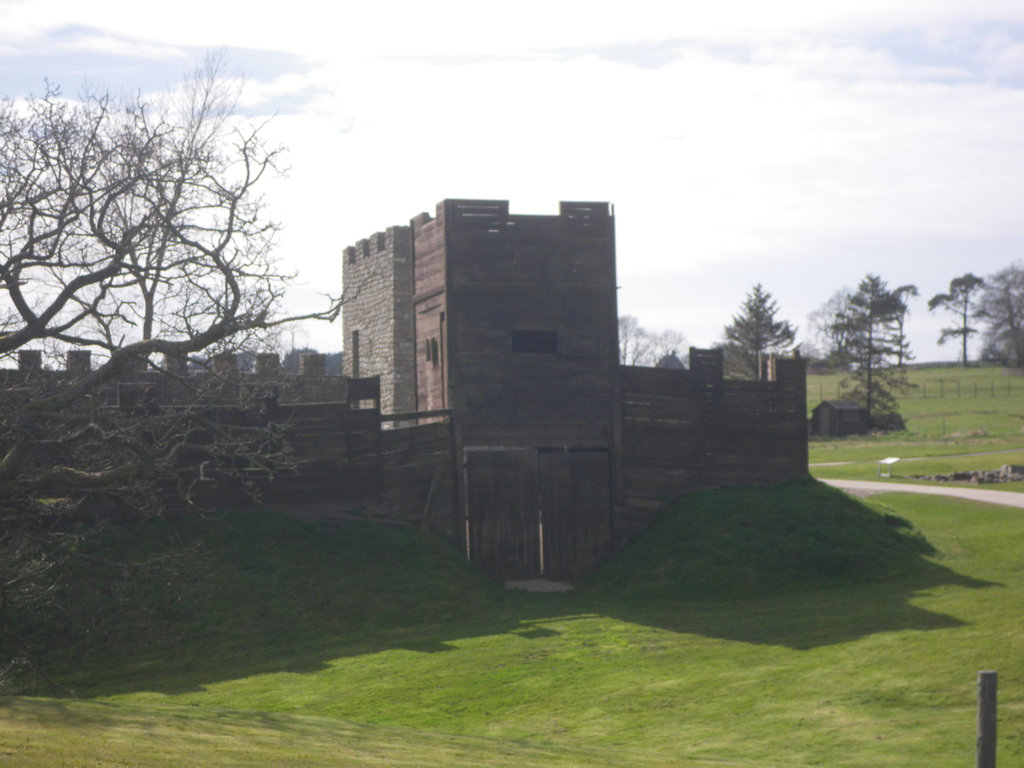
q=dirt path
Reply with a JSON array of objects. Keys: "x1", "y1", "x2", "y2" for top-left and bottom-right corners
[{"x1": 821, "y1": 478, "x2": 1024, "y2": 508}]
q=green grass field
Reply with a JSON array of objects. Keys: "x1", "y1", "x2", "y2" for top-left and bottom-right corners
[
  {"x1": 809, "y1": 365, "x2": 1024, "y2": 484},
  {"x1": 2, "y1": 480, "x2": 1022, "y2": 767}
]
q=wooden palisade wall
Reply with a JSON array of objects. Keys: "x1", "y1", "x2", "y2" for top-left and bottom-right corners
[{"x1": 618, "y1": 348, "x2": 808, "y2": 542}]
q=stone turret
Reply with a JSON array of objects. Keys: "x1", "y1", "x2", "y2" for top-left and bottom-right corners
[{"x1": 341, "y1": 226, "x2": 415, "y2": 415}]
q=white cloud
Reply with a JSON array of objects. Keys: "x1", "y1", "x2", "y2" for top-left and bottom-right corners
[{"x1": 2, "y1": 0, "x2": 1023, "y2": 360}]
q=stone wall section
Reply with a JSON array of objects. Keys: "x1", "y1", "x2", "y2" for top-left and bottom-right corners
[{"x1": 342, "y1": 226, "x2": 415, "y2": 415}]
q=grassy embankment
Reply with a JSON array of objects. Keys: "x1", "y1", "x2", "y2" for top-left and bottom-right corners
[
  {"x1": 2, "y1": 479, "x2": 1022, "y2": 767},
  {"x1": 809, "y1": 364, "x2": 1024, "y2": 485}
]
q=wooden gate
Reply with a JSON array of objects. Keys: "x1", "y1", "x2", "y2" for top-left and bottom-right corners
[
  {"x1": 464, "y1": 448, "x2": 610, "y2": 580},
  {"x1": 538, "y1": 450, "x2": 611, "y2": 580},
  {"x1": 465, "y1": 449, "x2": 540, "y2": 580}
]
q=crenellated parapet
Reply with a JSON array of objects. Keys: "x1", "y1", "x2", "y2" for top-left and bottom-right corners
[
  {"x1": 343, "y1": 229, "x2": 395, "y2": 266},
  {"x1": 617, "y1": 348, "x2": 808, "y2": 541},
  {"x1": 341, "y1": 224, "x2": 416, "y2": 417},
  {"x1": 1, "y1": 351, "x2": 372, "y2": 409}
]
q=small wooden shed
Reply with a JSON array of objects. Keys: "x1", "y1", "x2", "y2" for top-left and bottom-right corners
[{"x1": 811, "y1": 400, "x2": 869, "y2": 437}]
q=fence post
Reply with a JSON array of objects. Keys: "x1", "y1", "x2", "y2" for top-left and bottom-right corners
[{"x1": 977, "y1": 670, "x2": 997, "y2": 768}]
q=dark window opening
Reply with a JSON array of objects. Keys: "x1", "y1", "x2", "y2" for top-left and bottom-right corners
[
  {"x1": 425, "y1": 337, "x2": 440, "y2": 366},
  {"x1": 351, "y1": 330, "x2": 360, "y2": 377},
  {"x1": 512, "y1": 329, "x2": 558, "y2": 354}
]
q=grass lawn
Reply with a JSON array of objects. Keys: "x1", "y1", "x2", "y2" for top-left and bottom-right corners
[
  {"x1": 1, "y1": 481, "x2": 1022, "y2": 767},
  {"x1": 809, "y1": 365, "x2": 1024, "y2": 484}
]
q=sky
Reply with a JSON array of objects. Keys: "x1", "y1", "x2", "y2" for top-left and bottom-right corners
[{"x1": 2, "y1": 0, "x2": 1023, "y2": 361}]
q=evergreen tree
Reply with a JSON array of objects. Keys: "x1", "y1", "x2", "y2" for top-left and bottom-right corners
[
  {"x1": 928, "y1": 273, "x2": 984, "y2": 366},
  {"x1": 842, "y1": 275, "x2": 907, "y2": 430},
  {"x1": 723, "y1": 284, "x2": 797, "y2": 378},
  {"x1": 891, "y1": 284, "x2": 919, "y2": 367}
]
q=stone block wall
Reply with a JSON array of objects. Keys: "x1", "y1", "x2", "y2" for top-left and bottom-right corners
[{"x1": 342, "y1": 226, "x2": 415, "y2": 415}]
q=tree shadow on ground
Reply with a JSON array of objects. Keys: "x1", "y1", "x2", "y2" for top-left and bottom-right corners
[
  {"x1": 6, "y1": 486, "x2": 1001, "y2": 699},
  {"x1": 587, "y1": 563, "x2": 995, "y2": 651},
  {"x1": 45, "y1": 558, "x2": 996, "y2": 698}
]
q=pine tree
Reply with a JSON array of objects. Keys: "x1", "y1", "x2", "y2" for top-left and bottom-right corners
[
  {"x1": 891, "y1": 284, "x2": 919, "y2": 367},
  {"x1": 842, "y1": 275, "x2": 908, "y2": 430},
  {"x1": 723, "y1": 284, "x2": 797, "y2": 378},
  {"x1": 928, "y1": 273, "x2": 984, "y2": 366}
]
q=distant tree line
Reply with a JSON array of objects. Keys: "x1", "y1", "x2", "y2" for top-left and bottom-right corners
[
  {"x1": 606, "y1": 265, "x2": 1024, "y2": 435},
  {"x1": 808, "y1": 267, "x2": 1024, "y2": 370},
  {"x1": 618, "y1": 316, "x2": 688, "y2": 368},
  {"x1": 799, "y1": 264, "x2": 1024, "y2": 430}
]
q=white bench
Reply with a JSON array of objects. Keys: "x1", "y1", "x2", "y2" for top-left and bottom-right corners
[{"x1": 877, "y1": 457, "x2": 900, "y2": 477}]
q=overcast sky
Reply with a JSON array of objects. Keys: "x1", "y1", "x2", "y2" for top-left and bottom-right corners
[{"x1": 2, "y1": 0, "x2": 1023, "y2": 361}]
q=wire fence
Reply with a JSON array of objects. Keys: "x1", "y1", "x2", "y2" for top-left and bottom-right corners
[{"x1": 812, "y1": 379, "x2": 1022, "y2": 402}]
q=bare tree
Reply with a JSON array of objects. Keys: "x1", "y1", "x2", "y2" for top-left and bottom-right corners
[
  {"x1": 0, "y1": 62, "x2": 339, "y2": 689},
  {"x1": 648, "y1": 328, "x2": 688, "y2": 368},
  {"x1": 978, "y1": 263, "x2": 1024, "y2": 367},
  {"x1": 619, "y1": 315, "x2": 652, "y2": 365},
  {"x1": 619, "y1": 315, "x2": 687, "y2": 367},
  {"x1": 808, "y1": 289, "x2": 854, "y2": 365}
]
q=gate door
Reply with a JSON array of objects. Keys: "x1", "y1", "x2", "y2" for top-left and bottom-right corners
[
  {"x1": 464, "y1": 449, "x2": 539, "y2": 580},
  {"x1": 539, "y1": 450, "x2": 611, "y2": 580}
]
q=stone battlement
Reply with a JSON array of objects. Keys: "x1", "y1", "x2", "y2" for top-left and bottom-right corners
[{"x1": 344, "y1": 229, "x2": 399, "y2": 265}]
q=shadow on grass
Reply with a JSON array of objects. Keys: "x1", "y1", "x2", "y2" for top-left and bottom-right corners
[
  {"x1": 3, "y1": 480, "x2": 999, "y2": 699},
  {"x1": 589, "y1": 565, "x2": 991, "y2": 652},
  {"x1": 584, "y1": 479, "x2": 998, "y2": 649}
]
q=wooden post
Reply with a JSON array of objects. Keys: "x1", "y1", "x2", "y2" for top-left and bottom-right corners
[
  {"x1": 420, "y1": 467, "x2": 439, "y2": 532},
  {"x1": 977, "y1": 670, "x2": 997, "y2": 768}
]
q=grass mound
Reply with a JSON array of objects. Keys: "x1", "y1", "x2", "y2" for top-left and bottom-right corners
[
  {"x1": 594, "y1": 479, "x2": 934, "y2": 600},
  {"x1": 6, "y1": 508, "x2": 503, "y2": 694},
  {"x1": 2, "y1": 490, "x2": 1017, "y2": 768},
  {"x1": 8, "y1": 480, "x2": 940, "y2": 695}
]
